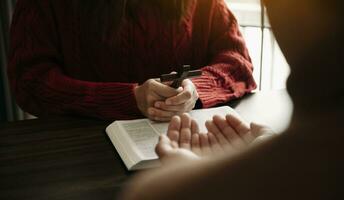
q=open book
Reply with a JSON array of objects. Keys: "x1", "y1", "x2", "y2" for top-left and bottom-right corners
[{"x1": 106, "y1": 106, "x2": 242, "y2": 171}]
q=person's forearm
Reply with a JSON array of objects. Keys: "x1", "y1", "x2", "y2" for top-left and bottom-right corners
[
  {"x1": 192, "y1": 57, "x2": 256, "y2": 108},
  {"x1": 192, "y1": 1, "x2": 256, "y2": 108},
  {"x1": 121, "y1": 131, "x2": 331, "y2": 200},
  {"x1": 11, "y1": 66, "x2": 141, "y2": 119}
]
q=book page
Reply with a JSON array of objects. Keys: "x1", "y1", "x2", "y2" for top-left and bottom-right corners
[
  {"x1": 121, "y1": 120, "x2": 159, "y2": 159},
  {"x1": 106, "y1": 106, "x2": 243, "y2": 170},
  {"x1": 150, "y1": 121, "x2": 169, "y2": 135}
]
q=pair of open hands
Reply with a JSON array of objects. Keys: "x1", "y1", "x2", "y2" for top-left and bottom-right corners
[
  {"x1": 134, "y1": 79, "x2": 199, "y2": 121},
  {"x1": 155, "y1": 113, "x2": 275, "y2": 161}
]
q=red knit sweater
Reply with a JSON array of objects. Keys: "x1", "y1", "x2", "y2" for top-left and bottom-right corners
[{"x1": 8, "y1": 0, "x2": 256, "y2": 120}]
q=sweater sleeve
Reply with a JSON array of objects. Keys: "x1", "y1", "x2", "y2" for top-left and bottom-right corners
[
  {"x1": 7, "y1": 0, "x2": 141, "y2": 120},
  {"x1": 192, "y1": 0, "x2": 257, "y2": 108}
]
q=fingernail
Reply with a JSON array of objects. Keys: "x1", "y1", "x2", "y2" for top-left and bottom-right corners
[
  {"x1": 149, "y1": 109, "x2": 155, "y2": 115},
  {"x1": 155, "y1": 102, "x2": 161, "y2": 108}
]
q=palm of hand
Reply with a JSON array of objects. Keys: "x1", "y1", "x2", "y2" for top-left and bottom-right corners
[{"x1": 156, "y1": 113, "x2": 274, "y2": 161}]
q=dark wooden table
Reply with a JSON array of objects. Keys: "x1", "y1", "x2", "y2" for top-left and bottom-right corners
[
  {"x1": 0, "y1": 117, "x2": 131, "y2": 200},
  {"x1": 0, "y1": 90, "x2": 293, "y2": 200}
]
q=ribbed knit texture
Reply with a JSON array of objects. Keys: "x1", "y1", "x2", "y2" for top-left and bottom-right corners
[{"x1": 8, "y1": 0, "x2": 256, "y2": 120}]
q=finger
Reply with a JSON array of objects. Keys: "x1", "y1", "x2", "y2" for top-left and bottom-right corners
[
  {"x1": 225, "y1": 115, "x2": 255, "y2": 144},
  {"x1": 179, "y1": 113, "x2": 192, "y2": 150},
  {"x1": 146, "y1": 92, "x2": 164, "y2": 103},
  {"x1": 149, "y1": 79, "x2": 180, "y2": 98},
  {"x1": 148, "y1": 107, "x2": 177, "y2": 119},
  {"x1": 213, "y1": 116, "x2": 246, "y2": 149},
  {"x1": 155, "y1": 135, "x2": 174, "y2": 158},
  {"x1": 165, "y1": 80, "x2": 196, "y2": 106},
  {"x1": 200, "y1": 134, "x2": 212, "y2": 156},
  {"x1": 182, "y1": 79, "x2": 199, "y2": 100},
  {"x1": 191, "y1": 119, "x2": 200, "y2": 134},
  {"x1": 225, "y1": 115, "x2": 250, "y2": 136},
  {"x1": 181, "y1": 79, "x2": 197, "y2": 92},
  {"x1": 167, "y1": 116, "x2": 181, "y2": 146},
  {"x1": 191, "y1": 134, "x2": 202, "y2": 156},
  {"x1": 165, "y1": 90, "x2": 193, "y2": 106},
  {"x1": 155, "y1": 101, "x2": 196, "y2": 115},
  {"x1": 208, "y1": 132, "x2": 224, "y2": 154},
  {"x1": 205, "y1": 120, "x2": 230, "y2": 147},
  {"x1": 214, "y1": 115, "x2": 240, "y2": 141},
  {"x1": 154, "y1": 101, "x2": 185, "y2": 112}
]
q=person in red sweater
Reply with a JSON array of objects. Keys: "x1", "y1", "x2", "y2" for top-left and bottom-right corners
[
  {"x1": 121, "y1": 0, "x2": 343, "y2": 199},
  {"x1": 119, "y1": 0, "x2": 344, "y2": 200},
  {"x1": 8, "y1": 0, "x2": 256, "y2": 121}
]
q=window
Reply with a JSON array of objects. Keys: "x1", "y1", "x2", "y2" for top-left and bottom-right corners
[{"x1": 226, "y1": 0, "x2": 290, "y2": 91}]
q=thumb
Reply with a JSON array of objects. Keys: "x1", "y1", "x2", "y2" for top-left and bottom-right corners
[
  {"x1": 153, "y1": 81, "x2": 180, "y2": 98},
  {"x1": 250, "y1": 122, "x2": 275, "y2": 137},
  {"x1": 155, "y1": 135, "x2": 174, "y2": 158}
]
